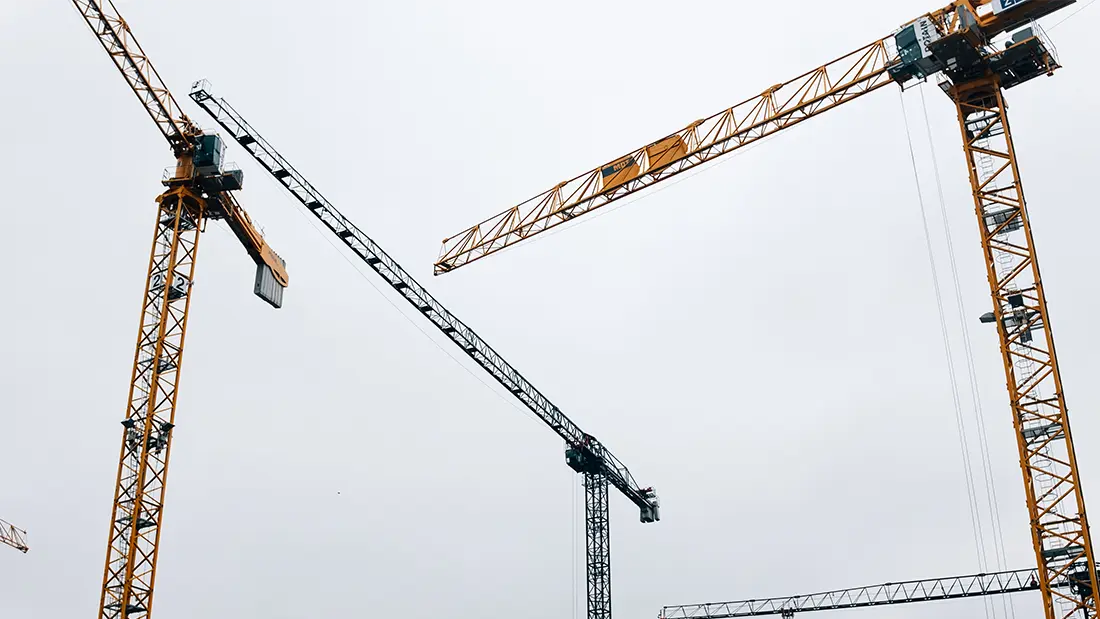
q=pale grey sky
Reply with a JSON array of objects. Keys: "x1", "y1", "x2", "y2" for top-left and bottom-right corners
[{"x1": 2, "y1": 1, "x2": 1099, "y2": 618}]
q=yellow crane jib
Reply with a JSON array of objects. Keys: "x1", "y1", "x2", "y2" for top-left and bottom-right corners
[
  {"x1": 890, "y1": 0, "x2": 1070, "y2": 89},
  {"x1": 432, "y1": 0, "x2": 1073, "y2": 275}
]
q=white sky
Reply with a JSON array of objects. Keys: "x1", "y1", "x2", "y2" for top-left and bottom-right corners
[{"x1": 2, "y1": 0, "x2": 1099, "y2": 617}]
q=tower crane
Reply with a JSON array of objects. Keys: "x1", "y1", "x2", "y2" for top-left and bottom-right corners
[
  {"x1": 71, "y1": 2, "x2": 290, "y2": 617},
  {"x1": 187, "y1": 82, "x2": 660, "y2": 619},
  {"x1": 434, "y1": 2, "x2": 1096, "y2": 619},
  {"x1": 0, "y1": 519, "x2": 28, "y2": 554},
  {"x1": 659, "y1": 564, "x2": 1094, "y2": 618}
]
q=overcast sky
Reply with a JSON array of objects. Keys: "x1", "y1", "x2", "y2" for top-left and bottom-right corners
[{"x1": 2, "y1": 1, "x2": 1099, "y2": 618}]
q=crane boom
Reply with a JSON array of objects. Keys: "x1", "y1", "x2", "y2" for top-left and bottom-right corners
[
  {"x1": 0, "y1": 519, "x2": 28, "y2": 554},
  {"x1": 189, "y1": 83, "x2": 659, "y2": 521},
  {"x1": 71, "y1": 0, "x2": 197, "y2": 154},
  {"x1": 660, "y1": 565, "x2": 1091, "y2": 618},
  {"x1": 431, "y1": 0, "x2": 1074, "y2": 275},
  {"x1": 434, "y1": 39, "x2": 896, "y2": 274}
]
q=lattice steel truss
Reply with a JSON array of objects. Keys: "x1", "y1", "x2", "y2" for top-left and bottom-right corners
[
  {"x1": 0, "y1": 518, "x2": 28, "y2": 553},
  {"x1": 661, "y1": 564, "x2": 1089, "y2": 618},
  {"x1": 71, "y1": 0, "x2": 198, "y2": 155},
  {"x1": 950, "y1": 76, "x2": 1099, "y2": 619},
  {"x1": 434, "y1": 40, "x2": 897, "y2": 274},
  {"x1": 99, "y1": 188, "x2": 204, "y2": 618}
]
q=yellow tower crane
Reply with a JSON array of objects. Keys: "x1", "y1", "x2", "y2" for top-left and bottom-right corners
[
  {"x1": 435, "y1": 2, "x2": 1096, "y2": 619},
  {"x1": 71, "y1": 2, "x2": 290, "y2": 617},
  {"x1": 0, "y1": 518, "x2": 28, "y2": 554}
]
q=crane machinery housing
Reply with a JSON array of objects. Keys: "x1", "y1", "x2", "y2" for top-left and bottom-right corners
[
  {"x1": 434, "y1": 2, "x2": 1096, "y2": 619},
  {"x1": 187, "y1": 81, "x2": 659, "y2": 619},
  {"x1": 71, "y1": 1, "x2": 289, "y2": 617}
]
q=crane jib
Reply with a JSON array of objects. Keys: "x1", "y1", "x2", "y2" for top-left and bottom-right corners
[{"x1": 188, "y1": 82, "x2": 660, "y2": 523}]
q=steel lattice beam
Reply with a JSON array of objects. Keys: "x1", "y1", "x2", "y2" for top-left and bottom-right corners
[
  {"x1": 70, "y1": 0, "x2": 198, "y2": 153},
  {"x1": 0, "y1": 519, "x2": 28, "y2": 553},
  {"x1": 98, "y1": 190, "x2": 204, "y2": 619},
  {"x1": 432, "y1": 39, "x2": 897, "y2": 274},
  {"x1": 950, "y1": 76, "x2": 1099, "y2": 619},
  {"x1": 661, "y1": 565, "x2": 1093, "y2": 618},
  {"x1": 429, "y1": 1, "x2": 1077, "y2": 276}
]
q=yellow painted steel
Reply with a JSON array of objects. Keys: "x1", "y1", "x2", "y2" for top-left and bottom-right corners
[
  {"x1": 433, "y1": 1, "x2": 1074, "y2": 275},
  {"x1": 99, "y1": 180, "x2": 205, "y2": 617},
  {"x1": 71, "y1": 1, "x2": 290, "y2": 616},
  {"x1": 435, "y1": 2, "x2": 1096, "y2": 618},
  {"x1": 434, "y1": 39, "x2": 896, "y2": 274},
  {"x1": 950, "y1": 76, "x2": 1099, "y2": 619}
]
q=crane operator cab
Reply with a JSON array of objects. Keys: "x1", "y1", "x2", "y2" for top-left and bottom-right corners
[{"x1": 193, "y1": 133, "x2": 245, "y2": 194}]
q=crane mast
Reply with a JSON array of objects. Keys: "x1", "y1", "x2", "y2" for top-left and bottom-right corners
[
  {"x1": 890, "y1": 4, "x2": 1096, "y2": 619},
  {"x1": 432, "y1": 1, "x2": 1072, "y2": 275},
  {"x1": 188, "y1": 82, "x2": 659, "y2": 619},
  {"x1": 0, "y1": 519, "x2": 28, "y2": 554},
  {"x1": 72, "y1": 1, "x2": 289, "y2": 617},
  {"x1": 956, "y1": 59, "x2": 1096, "y2": 619},
  {"x1": 432, "y1": 2, "x2": 1095, "y2": 619}
]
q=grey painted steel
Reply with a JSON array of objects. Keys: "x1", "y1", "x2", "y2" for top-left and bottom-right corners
[{"x1": 188, "y1": 82, "x2": 659, "y2": 521}]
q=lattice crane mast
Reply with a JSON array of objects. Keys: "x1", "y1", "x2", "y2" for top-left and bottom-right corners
[
  {"x1": 71, "y1": 2, "x2": 290, "y2": 617},
  {"x1": 435, "y1": 2, "x2": 1096, "y2": 619},
  {"x1": 187, "y1": 82, "x2": 660, "y2": 619},
  {"x1": 660, "y1": 564, "x2": 1095, "y2": 618},
  {"x1": 0, "y1": 519, "x2": 28, "y2": 554}
]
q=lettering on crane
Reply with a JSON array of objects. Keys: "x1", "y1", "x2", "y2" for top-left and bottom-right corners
[
  {"x1": 994, "y1": 0, "x2": 1031, "y2": 14},
  {"x1": 602, "y1": 156, "x2": 635, "y2": 177},
  {"x1": 915, "y1": 16, "x2": 940, "y2": 59},
  {"x1": 600, "y1": 155, "x2": 641, "y2": 192}
]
